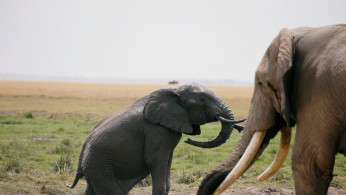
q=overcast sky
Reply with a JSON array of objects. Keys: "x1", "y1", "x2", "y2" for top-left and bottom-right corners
[{"x1": 0, "y1": 0, "x2": 345, "y2": 83}]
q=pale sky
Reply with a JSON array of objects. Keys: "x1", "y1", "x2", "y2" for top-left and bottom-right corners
[{"x1": 0, "y1": 0, "x2": 345, "y2": 83}]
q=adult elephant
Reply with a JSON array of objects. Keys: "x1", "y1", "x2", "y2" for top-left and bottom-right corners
[
  {"x1": 65, "y1": 83, "x2": 244, "y2": 195},
  {"x1": 198, "y1": 24, "x2": 346, "y2": 195}
]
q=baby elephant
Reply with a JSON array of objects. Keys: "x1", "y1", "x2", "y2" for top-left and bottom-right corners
[{"x1": 66, "y1": 83, "x2": 243, "y2": 195}]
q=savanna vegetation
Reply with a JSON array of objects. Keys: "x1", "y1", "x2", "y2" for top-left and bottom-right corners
[{"x1": 0, "y1": 81, "x2": 344, "y2": 194}]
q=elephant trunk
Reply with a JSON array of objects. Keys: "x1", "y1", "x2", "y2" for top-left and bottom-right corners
[
  {"x1": 197, "y1": 128, "x2": 255, "y2": 195},
  {"x1": 197, "y1": 121, "x2": 282, "y2": 195},
  {"x1": 185, "y1": 100, "x2": 241, "y2": 148},
  {"x1": 214, "y1": 131, "x2": 266, "y2": 194}
]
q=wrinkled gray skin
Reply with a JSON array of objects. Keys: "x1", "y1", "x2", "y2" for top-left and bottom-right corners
[
  {"x1": 198, "y1": 24, "x2": 346, "y2": 195},
  {"x1": 66, "y1": 83, "x2": 241, "y2": 195}
]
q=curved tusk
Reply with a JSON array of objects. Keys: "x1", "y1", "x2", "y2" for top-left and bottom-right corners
[
  {"x1": 257, "y1": 126, "x2": 292, "y2": 181},
  {"x1": 216, "y1": 116, "x2": 246, "y2": 124},
  {"x1": 213, "y1": 131, "x2": 266, "y2": 195}
]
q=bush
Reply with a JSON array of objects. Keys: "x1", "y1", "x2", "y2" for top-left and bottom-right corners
[
  {"x1": 61, "y1": 139, "x2": 70, "y2": 146},
  {"x1": 177, "y1": 170, "x2": 195, "y2": 184},
  {"x1": 54, "y1": 155, "x2": 73, "y2": 174},
  {"x1": 23, "y1": 112, "x2": 33, "y2": 119},
  {"x1": 177, "y1": 168, "x2": 204, "y2": 184},
  {"x1": 3, "y1": 157, "x2": 22, "y2": 173},
  {"x1": 51, "y1": 139, "x2": 72, "y2": 155},
  {"x1": 52, "y1": 146, "x2": 71, "y2": 155},
  {"x1": 56, "y1": 127, "x2": 65, "y2": 132}
]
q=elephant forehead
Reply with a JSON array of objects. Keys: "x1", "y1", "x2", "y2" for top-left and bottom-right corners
[
  {"x1": 255, "y1": 69, "x2": 268, "y2": 81},
  {"x1": 191, "y1": 85, "x2": 215, "y2": 96},
  {"x1": 256, "y1": 64, "x2": 277, "y2": 82},
  {"x1": 187, "y1": 83, "x2": 204, "y2": 91},
  {"x1": 256, "y1": 56, "x2": 269, "y2": 75},
  {"x1": 177, "y1": 84, "x2": 217, "y2": 102},
  {"x1": 191, "y1": 87, "x2": 207, "y2": 94}
]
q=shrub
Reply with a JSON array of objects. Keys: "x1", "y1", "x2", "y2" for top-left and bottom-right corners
[
  {"x1": 54, "y1": 155, "x2": 73, "y2": 174},
  {"x1": 56, "y1": 127, "x2": 65, "y2": 132},
  {"x1": 177, "y1": 167, "x2": 204, "y2": 184},
  {"x1": 53, "y1": 146, "x2": 71, "y2": 155},
  {"x1": 23, "y1": 112, "x2": 33, "y2": 119},
  {"x1": 177, "y1": 170, "x2": 195, "y2": 184},
  {"x1": 61, "y1": 139, "x2": 70, "y2": 146},
  {"x1": 3, "y1": 157, "x2": 22, "y2": 173}
]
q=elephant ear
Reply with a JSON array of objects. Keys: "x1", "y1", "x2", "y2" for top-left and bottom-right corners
[
  {"x1": 269, "y1": 28, "x2": 295, "y2": 126},
  {"x1": 144, "y1": 88, "x2": 194, "y2": 134}
]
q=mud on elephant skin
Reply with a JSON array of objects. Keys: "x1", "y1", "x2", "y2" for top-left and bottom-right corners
[
  {"x1": 198, "y1": 24, "x2": 346, "y2": 195},
  {"x1": 65, "y1": 83, "x2": 244, "y2": 195}
]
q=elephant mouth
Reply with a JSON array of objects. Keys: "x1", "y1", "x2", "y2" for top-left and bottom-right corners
[{"x1": 184, "y1": 124, "x2": 201, "y2": 135}]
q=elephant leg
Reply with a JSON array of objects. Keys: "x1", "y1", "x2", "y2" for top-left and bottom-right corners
[
  {"x1": 85, "y1": 180, "x2": 95, "y2": 195},
  {"x1": 119, "y1": 173, "x2": 150, "y2": 194},
  {"x1": 149, "y1": 162, "x2": 170, "y2": 195},
  {"x1": 165, "y1": 151, "x2": 174, "y2": 194},
  {"x1": 292, "y1": 120, "x2": 336, "y2": 194},
  {"x1": 146, "y1": 152, "x2": 172, "y2": 195},
  {"x1": 144, "y1": 127, "x2": 181, "y2": 195},
  {"x1": 87, "y1": 174, "x2": 127, "y2": 195}
]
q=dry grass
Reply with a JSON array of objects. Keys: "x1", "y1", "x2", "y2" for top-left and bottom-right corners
[
  {"x1": 0, "y1": 81, "x2": 254, "y2": 194},
  {"x1": 0, "y1": 81, "x2": 167, "y2": 99},
  {"x1": 0, "y1": 80, "x2": 253, "y2": 117},
  {"x1": 0, "y1": 81, "x2": 344, "y2": 194}
]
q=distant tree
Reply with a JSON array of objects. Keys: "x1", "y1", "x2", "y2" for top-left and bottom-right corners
[{"x1": 168, "y1": 80, "x2": 179, "y2": 85}]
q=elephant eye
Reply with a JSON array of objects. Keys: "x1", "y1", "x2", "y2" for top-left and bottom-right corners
[{"x1": 258, "y1": 81, "x2": 263, "y2": 86}]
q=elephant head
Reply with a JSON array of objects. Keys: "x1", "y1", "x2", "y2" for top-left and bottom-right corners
[
  {"x1": 144, "y1": 83, "x2": 244, "y2": 148},
  {"x1": 198, "y1": 29, "x2": 297, "y2": 194}
]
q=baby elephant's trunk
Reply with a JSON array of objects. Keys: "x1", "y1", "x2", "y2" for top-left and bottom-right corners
[{"x1": 185, "y1": 101, "x2": 244, "y2": 148}]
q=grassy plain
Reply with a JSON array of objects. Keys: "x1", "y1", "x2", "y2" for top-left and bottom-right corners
[{"x1": 0, "y1": 81, "x2": 344, "y2": 194}]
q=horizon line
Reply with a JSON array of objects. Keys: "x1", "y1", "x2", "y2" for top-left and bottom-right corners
[{"x1": 0, "y1": 73, "x2": 254, "y2": 86}]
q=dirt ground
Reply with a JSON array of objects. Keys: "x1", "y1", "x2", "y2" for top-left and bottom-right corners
[
  {"x1": 130, "y1": 186, "x2": 346, "y2": 195},
  {"x1": 223, "y1": 187, "x2": 346, "y2": 195}
]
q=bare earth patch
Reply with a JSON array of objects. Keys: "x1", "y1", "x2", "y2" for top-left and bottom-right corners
[
  {"x1": 130, "y1": 186, "x2": 346, "y2": 195},
  {"x1": 227, "y1": 187, "x2": 345, "y2": 195}
]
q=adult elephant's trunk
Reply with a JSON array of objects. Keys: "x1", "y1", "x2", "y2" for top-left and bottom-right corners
[
  {"x1": 197, "y1": 129, "x2": 257, "y2": 195},
  {"x1": 185, "y1": 100, "x2": 243, "y2": 148},
  {"x1": 197, "y1": 118, "x2": 283, "y2": 195}
]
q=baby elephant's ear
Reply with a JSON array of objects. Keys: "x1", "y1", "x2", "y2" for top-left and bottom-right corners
[{"x1": 144, "y1": 89, "x2": 193, "y2": 134}]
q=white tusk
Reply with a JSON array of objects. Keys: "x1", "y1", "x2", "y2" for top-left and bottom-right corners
[
  {"x1": 257, "y1": 127, "x2": 292, "y2": 181},
  {"x1": 213, "y1": 131, "x2": 266, "y2": 195}
]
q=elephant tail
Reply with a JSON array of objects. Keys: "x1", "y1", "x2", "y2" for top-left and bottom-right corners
[
  {"x1": 65, "y1": 143, "x2": 85, "y2": 189},
  {"x1": 65, "y1": 172, "x2": 83, "y2": 189}
]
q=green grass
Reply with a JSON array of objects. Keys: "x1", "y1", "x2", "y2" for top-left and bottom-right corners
[
  {"x1": 0, "y1": 113, "x2": 345, "y2": 194},
  {"x1": 0, "y1": 113, "x2": 97, "y2": 194}
]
